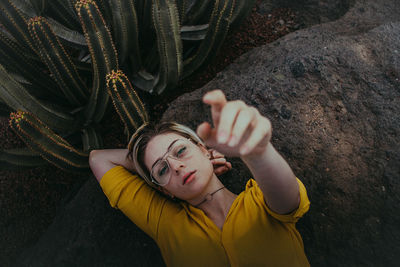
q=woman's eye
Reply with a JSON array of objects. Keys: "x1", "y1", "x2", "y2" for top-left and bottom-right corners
[
  {"x1": 176, "y1": 146, "x2": 187, "y2": 157},
  {"x1": 158, "y1": 164, "x2": 168, "y2": 176}
]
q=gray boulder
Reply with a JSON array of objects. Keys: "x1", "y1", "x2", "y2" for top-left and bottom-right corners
[
  {"x1": 162, "y1": 0, "x2": 400, "y2": 266},
  {"x1": 16, "y1": 0, "x2": 400, "y2": 266}
]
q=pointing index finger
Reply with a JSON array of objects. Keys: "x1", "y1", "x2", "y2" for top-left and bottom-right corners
[{"x1": 203, "y1": 90, "x2": 227, "y2": 127}]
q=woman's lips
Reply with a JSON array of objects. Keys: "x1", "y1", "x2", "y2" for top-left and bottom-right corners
[{"x1": 183, "y1": 171, "x2": 196, "y2": 185}]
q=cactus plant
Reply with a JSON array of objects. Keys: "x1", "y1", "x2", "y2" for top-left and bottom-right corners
[{"x1": 0, "y1": 0, "x2": 256, "y2": 171}]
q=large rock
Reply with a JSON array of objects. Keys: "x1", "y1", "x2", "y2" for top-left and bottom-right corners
[
  {"x1": 16, "y1": 0, "x2": 399, "y2": 266},
  {"x1": 161, "y1": 1, "x2": 400, "y2": 266},
  {"x1": 259, "y1": 0, "x2": 356, "y2": 26}
]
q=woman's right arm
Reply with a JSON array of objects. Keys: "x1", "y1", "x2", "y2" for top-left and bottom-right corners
[{"x1": 89, "y1": 149, "x2": 135, "y2": 182}]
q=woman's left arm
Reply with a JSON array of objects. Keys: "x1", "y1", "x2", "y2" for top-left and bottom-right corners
[
  {"x1": 240, "y1": 143, "x2": 299, "y2": 214},
  {"x1": 197, "y1": 90, "x2": 299, "y2": 215}
]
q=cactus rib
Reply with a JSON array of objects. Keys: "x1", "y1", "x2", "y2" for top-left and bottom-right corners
[
  {"x1": 0, "y1": 148, "x2": 47, "y2": 170},
  {"x1": 0, "y1": 64, "x2": 77, "y2": 132},
  {"x1": 106, "y1": 69, "x2": 148, "y2": 138},
  {"x1": 0, "y1": 0, "x2": 37, "y2": 54},
  {"x1": 110, "y1": 0, "x2": 142, "y2": 69},
  {"x1": 9, "y1": 111, "x2": 89, "y2": 171},
  {"x1": 28, "y1": 16, "x2": 88, "y2": 106},
  {"x1": 0, "y1": 29, "x2": 60, "y2": 97},
  {"x1": 76, "y1": 0, "x2": 119, "y2": 123},
  {"x1": 182, "y1": 0, "x2": 235, "y2": 79}
]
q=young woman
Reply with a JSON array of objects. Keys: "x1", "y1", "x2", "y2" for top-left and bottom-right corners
[{"x1": 89, "y1": 90, "x2": 310, "y2": 266}]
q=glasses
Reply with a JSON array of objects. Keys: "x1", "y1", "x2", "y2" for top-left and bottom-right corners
[{"x1": 150, "y1": 139, "x2": 194, "y2": 186}]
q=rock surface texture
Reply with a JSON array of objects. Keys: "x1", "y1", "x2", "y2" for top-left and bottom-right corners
[
  {"x1": 16, "y1": 0, "x2": 400, "y2": 266},
  {"x1": 162, "y1": 1, "x2": 400, "y2": 266}
]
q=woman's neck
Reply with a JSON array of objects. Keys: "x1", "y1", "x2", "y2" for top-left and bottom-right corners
[{"x1": 188, "y1": 177, "x2": 237, "y2": 229}]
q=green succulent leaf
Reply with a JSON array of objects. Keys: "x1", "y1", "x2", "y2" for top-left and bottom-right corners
[
  {"x1": 180, "y1": 24, "x2": 209, "y2": 41},
  {"x1": 46, "y1": 17, "x2": 87, "y2": 49},
  {"x1": 47, "y1": 0, "x2": 81, "y2": 31},
  {"x1": 0, "y1": 147, "x2": 48, "y2": 170},
  {"x1": 28, "y1": 16, "x2": 89, "y2": 106},
  {"x1": 11, "y1": 0, "x2": 38, "y2": 17},
  {"x1": 9, "y1": 111, "x2": 89, "y2": 172}
]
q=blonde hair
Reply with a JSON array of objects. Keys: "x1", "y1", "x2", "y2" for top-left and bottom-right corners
[{"x1": 127, "y1": 122, "x2": 204, "y2": 189}]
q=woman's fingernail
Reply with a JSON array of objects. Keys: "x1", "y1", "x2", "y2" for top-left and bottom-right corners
[
  {"x1": 240, "y1": 145, "x2": 249, "y2": 155},
  {"x1": 203, "y1": 94, "x2": 212, "y2": 101},
  {"x1": 218, "y1": 131, "x2": 228, "y2": 143}
]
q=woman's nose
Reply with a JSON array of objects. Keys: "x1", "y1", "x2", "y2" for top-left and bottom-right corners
[{"x1": 168, "y1": 157, "x2": 185, "y2": 172}]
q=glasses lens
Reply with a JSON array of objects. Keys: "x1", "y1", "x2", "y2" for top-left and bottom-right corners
[
  {"x1": 151, "y1": 139, "x2": 193, "y2": 185},
  {"x1": 170, "y1": 141, "x2": 190, "y2": 159},
  {"x1": 153, "y1": 160, "x2": 169, "y2": 185}
]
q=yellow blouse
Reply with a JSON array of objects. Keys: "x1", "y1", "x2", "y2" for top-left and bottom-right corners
[{"x1": 100, "y1": 166, "x2": 310, "y2": 267}]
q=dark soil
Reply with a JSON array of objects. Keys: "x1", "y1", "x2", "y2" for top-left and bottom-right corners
[{"x1": 0, "y1": 2, "x2": 302, "y2": 265}]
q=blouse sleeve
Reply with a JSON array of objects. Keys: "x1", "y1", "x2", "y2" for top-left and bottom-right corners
[
  {"x1": 249, "y1": 178, "x2": 310, "y2": 223},
  {"x1": 99, "y1": 166, "x2": 172, "y2": 240}
]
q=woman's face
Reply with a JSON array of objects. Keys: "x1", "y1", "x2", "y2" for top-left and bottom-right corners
[{"x1": 143, "y1": 132, "x2": 214, "y2": 201}]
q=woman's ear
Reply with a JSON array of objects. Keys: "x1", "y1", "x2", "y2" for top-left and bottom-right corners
[{"x1": 198, "y1": 143, "x2": 211, "y2": 158}]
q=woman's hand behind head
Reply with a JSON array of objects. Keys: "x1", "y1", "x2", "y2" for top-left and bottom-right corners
[{"x1": 208, "y1": 149, "x2": 232, "y2": 176}]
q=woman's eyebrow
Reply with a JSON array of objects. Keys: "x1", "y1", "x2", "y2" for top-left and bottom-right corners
[{"x1": 151, "y1": 139, "x2": 180, "y2": 169}]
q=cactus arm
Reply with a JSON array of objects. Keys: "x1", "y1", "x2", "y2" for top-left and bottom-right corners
[
  {"x1": 9, "y1": 111, "x2": 89, "y2": 172},
  {"x1": 0, "y1": 0, "x2": 37, "y2": 54},
  {"x1": 176, "y1": 0, "x2": 187, "y2": 23},
  {"x1": 75, "y1": 0, "x2": 119, "y2": 123},
  {"x1": 129, "y1": 0, "x2": 184, "y2": 95},
  {"x1": 135, "y1": 0, "x2": 153, "y2": 32},
  {"x1": 149, "y1": 0, "x2": 183, "y2": 94},
  {"x1": 110, "y1": 0, "x2": 142, "y2": 69},
  {"x1": 0, "y1": 148, "x2": 48, "y2": 170},
  {"x1": 106, "y1": 70, "x2": 148, "y2": 138},
  {"x1": 229, "y1": 0, "x2": 257, "y2": 29},
  {"x1": 184, "y1": 0, "x2": 214, "y2": 25},
  {"x1": 81, "y1": 126, "x2": 103, "y2": 151},
  {"x1": 0, "y1": 64, "x2": 77, "y2": 132},
  {"x1": 0, "y1": 29, "x2": 61, "y2": 97},
  {"x1": 94, "y1": 0, "x2": 113, "y2": 23},
  {"x1": 182, "y1": 0, "x2": 235, "y2": 79},
  {"x1": 28, "y1": 17, "x2": 88, "y2": 106}
]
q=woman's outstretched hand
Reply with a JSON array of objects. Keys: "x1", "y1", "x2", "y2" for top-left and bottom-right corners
[{"x1": 197, "y1": 90, "x2": 272, "y2": 158}]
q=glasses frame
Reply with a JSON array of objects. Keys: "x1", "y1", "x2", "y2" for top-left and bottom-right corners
[{"x1": 150, "y1": 138, "x2": 194, "y2": 186}]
